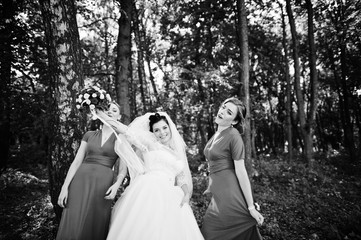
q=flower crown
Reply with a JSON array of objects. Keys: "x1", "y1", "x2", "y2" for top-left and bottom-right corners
[{"x1": 76, "y1": 85, "x2": 112, "y2": 112}]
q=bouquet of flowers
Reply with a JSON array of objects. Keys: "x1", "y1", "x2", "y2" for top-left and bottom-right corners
[{"x1": 76, "y1": 85, "x2": 112, "y2": 112}]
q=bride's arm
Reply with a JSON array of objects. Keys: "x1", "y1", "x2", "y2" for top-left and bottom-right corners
[
  {"x1": 95, "y1": 110, "x2": 148, "y2": 151},
  {"x1": 94, "y1": 110, "x2": 128, "y2": 134},
  {"x1": 176, "y1": 171, "x2": 190, "y2": 207}
]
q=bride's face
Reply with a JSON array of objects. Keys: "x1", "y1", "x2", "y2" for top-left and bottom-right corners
[{"x1": 152, "y1": 120, "x2": 172, "y2": 145}]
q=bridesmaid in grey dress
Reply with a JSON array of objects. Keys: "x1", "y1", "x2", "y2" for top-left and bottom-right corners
[
  {"x1": 201, "y1": 97, "x2": 264, "y2": 240},
  {"x1": 56, "y1": 102, "x2": 127, "y2": 240}
]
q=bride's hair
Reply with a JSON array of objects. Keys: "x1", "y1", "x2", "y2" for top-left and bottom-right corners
[{"x1": 149, "y1": 113, "x2": 169, "y2": 132}]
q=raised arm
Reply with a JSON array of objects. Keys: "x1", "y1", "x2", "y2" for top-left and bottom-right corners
[{"x1": 94, "y1": 110, "x2": 148, "y2": 151}]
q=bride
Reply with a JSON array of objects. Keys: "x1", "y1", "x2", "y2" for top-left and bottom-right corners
[{"x1": 94, "y1": 111, "x2": 204, "y2": 240}]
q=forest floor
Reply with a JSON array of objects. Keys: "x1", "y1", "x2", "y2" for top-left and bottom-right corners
[{"x1": 1, "y1": 152, "x2": 361, "y2": 240}]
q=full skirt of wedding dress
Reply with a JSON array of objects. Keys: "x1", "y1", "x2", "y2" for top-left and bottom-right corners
[{"x1": 106, "y1": 170, "x2": 204, "y2": 240}]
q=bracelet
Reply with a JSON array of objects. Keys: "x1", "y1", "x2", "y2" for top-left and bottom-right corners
[{"x1": 248, "y1": 205, "x2": 255, "y2": 211}]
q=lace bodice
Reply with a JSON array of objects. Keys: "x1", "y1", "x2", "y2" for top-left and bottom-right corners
[{"x1": 143, "y1": 149, "x2": 184, "y2": 177}]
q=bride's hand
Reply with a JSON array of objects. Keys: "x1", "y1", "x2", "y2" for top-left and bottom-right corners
[
  {"x1": 94, "y1": 109, "x2": 109, "y2": 119},
  {"x1": 180, "y1": 192, "x2": 190, "y2": 207}
]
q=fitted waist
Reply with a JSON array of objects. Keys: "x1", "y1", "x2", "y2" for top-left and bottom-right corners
[
  {"x1": 146, "y1": 170, "x2": 175, "y2": 184},
  {"x1": 208, "y1": 158, "x2": 235, "y2": 174},
  {"x1": 83, "y1": 157, "x2": 116, "y2": 168}
]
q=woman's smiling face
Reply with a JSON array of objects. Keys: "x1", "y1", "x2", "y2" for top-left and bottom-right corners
[
  {"x1": 215, "y1": 102, "x2": 238, "y2": 127},
  {"x1": 152, "y1": 119, "x2": 172, "y2": 145}
]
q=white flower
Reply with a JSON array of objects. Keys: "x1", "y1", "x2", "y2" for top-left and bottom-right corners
[
  {"x1": 86, "y1": 99, "x2": 91, "y2": 105},
  {"x1": 89, "y1": 104, "x2": 95, "y2": 110},
  {"x1": 106, "y1": 93, "x2": 111, "y2": 101},
  {"x1": 92, "y1": 93, "x2": 97, "y2": 98},
  {"x1": 100, "y1": 94, "x2": 105, "y2": 99},
  {"x1": 76, "y1": 104, "x2": 81, "y2": 109},
  {"x1": 79, "y1": 94, "x2": 83, "y2": 99},
  {"x1": 84, "y1": 93, "x2": 90, "y2": 99}
]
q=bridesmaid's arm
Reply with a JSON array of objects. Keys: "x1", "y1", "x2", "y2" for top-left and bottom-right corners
[
  {"x1": 203, "y1": 178, "x2": 212, "y2": 195},
  {"x1": 234, "y1": 160, "x2": 264, "y2": 225},
  {"x1": 203, "y1": 160, "x2": 212, "y2": 195},
  {"x1": 105, "y1": 158, "x2": 128, "y2": 200},
  {"x1": 58, "y1": 141, "x2": 87, "y2": 208}
]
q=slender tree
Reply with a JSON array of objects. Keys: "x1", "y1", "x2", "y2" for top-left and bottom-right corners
[
  {"x1": 280, "y1": 3, "x2": 293, "y2": 161},
  {"x1": 305, "y1": 0, "x2": 319, "y2": 165},
  {"x1": 39, "y1": 0, "x2": 84, "y2": 220},
  {"x1": 286, "y1": 0, "x2": 313, "y2": 163},
  {"x1": 132, "y1": 3, "x2": 147, "y2": 112}
]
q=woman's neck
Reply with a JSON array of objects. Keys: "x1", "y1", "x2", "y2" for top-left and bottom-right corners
[
  {"x1": 216, "y1": 125, "x2": 230, "y2": 133},
  {"x1": 102, "y1": 124, "x2": 112, "y2": 132}
]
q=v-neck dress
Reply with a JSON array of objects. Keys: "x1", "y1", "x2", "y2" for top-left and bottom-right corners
[
  {"x1": 56, "y1": 130, "x2": 118, "y2": 240},
  {"x1": 201, "y1": 127, "x2": 262, "y2": 240}
]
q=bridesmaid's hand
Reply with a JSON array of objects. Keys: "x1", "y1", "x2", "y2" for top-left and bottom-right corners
[
  {"x1": 249, "y1": 209, "x2": 264, "y2": 226},
  {"x1": 58, "y1": 188, "x2": 68, "y2": 208},
  {"x1": 203, "y1": 187, "x2": 211, "y2": 196},
  {"x1": 180, "y1": 192, "x2": 190, "y2": 207},
  {"x1": 104, "y1": 184, "x2": 118, "y2": 200}
]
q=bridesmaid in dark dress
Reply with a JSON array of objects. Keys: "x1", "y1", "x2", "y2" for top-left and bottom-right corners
[
  {"x1": 56, "y1": 102, "x2": 127, "y2": 240},
  {"x1": 201, "y1": 97, "x2": 264, "y2": 240}
]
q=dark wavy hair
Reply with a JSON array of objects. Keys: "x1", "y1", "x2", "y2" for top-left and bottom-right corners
[
  {"x1": 149, "y1": 113, "x2": 169, "y2": 132},
  {"x1": 223, "y1": 97, "x2": 246, "y2": 127}
]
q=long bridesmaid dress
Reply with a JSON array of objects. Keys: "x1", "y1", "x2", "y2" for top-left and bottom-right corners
[
  {"x1": 56, "y1": 131, "x2": 118, "y2": 240},
  {"x1": 201, "y1": 127, "x2": 262, "y2": 240}
]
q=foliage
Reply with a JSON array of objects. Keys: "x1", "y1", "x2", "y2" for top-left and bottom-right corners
[{"x1": 0, "y1": 168, "x2": 57, "y2": 240}]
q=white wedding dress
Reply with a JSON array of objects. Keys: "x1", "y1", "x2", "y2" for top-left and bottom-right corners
[{"x1": 106, "y1": 146, "x2": 204, "y2": 240}]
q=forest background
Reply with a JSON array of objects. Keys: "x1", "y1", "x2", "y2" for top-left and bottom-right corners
[{"x1": 0, "y1": 0, "x2": 361, "y2": 239}]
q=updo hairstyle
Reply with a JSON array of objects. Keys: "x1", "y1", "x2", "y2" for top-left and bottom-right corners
[{"x1": 149, "y1": 113, "x2": 169, "y2": 132}]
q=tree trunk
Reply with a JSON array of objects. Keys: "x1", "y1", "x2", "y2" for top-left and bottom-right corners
[
  {"x1": 39, "y1": 0, "x2": 84, "y2": 221},
  {"x1": 305, "y1": 0, "x2": 319, "y2": 166},
  {"x1": 286, "y1": 0, "x2": 310, "y2": 163},
  {"x1": 340, "y1": 43, "x2": 356, "y2": 161},
  {"x1": 132, "y1": 3, "x2": 147, "y2": 112},
  {"x1": 0, "y1": 0, "x2": 15, "y2": 171},
  {"x1": 236, "y1": 0, "x2": 252, "y2": 173},
  {"x1": 115, "y1": 0, "x2": 132, "y2": 124},
  {"x1": 280, "y1": 3, "x2": 293, "y2": 162}
]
